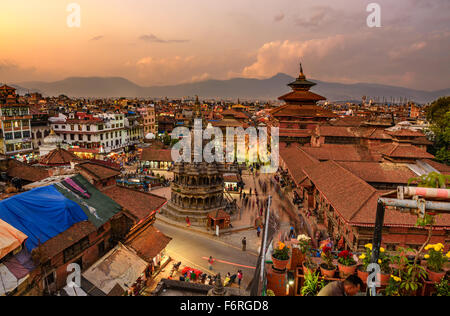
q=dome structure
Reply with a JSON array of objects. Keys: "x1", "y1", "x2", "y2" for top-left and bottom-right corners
[
  {"x1": 43, "y1": 129, "x2": 62, "y2": 145},
  {"x1": 39, "y1": 130, "x2": 62, "y2": 157}
]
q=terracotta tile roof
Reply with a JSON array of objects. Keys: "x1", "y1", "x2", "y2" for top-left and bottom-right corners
[
  {"x1": 270, "y1": 104, "x2": 336, "y2": 119},
  {"x1": 66, "y1": 119, "x2": 102, "y2": 124},
  {"x1": 75, "y1": 161, "x2": 121, "y2": 180},
  {"x1": 280, "y1": 143, "x2": 320, "y2": 186},
  {"x1": 224, "y1": 174, "x2": 239, "y2": 183},
  {"x1": 210, "y1": 119, "x2": 244, "y2": 128},
  {"x1": 318, "y1": 126, "x2": 361, "y2": 138},
  {"x1": 278, "y1": 90, "x2": 326, "y2": 102},
  {"x1": 40, "y1": 148, "x2": 81, "y2": 166},
  {"x1": 208, "y1": 210, "x2": 230, "y2": 220},
  {"x1": 411, "y1": 136, "x2": 433, "y2": 146},
  {"x1": 330, "y1": 117, "x2": 365, "y2": 127},
  {"x1": 140, "y1": 148, "x2": 173, "y2": 162},
  {"x1": 126, "y1": 225, "x2": 172, "y2": 262},
  {"x1": 0, "y1": 85, "x2": 15, "y2": 91},
  {"x1": 361, "y1": 128, "x2": 392, "y2": 140},
  {"x1": 371, "y1": 143, "x2": 434, "y2": 159},
  {"x1": 35, "y1": 221, "x2": 96, "y2": 260},
  {"x1": 7, "y1": 160, "x2": 50, "y2": 182},
  {"x1": 337, "y1": 161, "x2": 417, "y2": 184},
  {"x1": 279, "y1": 129, "x2": 312, "y2": 138},
  {"x1": 302, "y1": 144, "x2": 381, "y2": 162},
  {"x1": 303, "y1": 160, "x2": 378, "y2": 224},
  {"x1": 303, "y1": 161, "x2": 450, "y2": 228},
  {"x1": 102, "y1": 186, "x2": 167, "y2": 222},
  {"x1": 221, "y1": 109, "x2": 248, "y2": 120}
]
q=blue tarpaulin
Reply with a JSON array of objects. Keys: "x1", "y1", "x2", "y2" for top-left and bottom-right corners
[{"x1": 0, "y1": 185, "x2": 88, "y2": 252}]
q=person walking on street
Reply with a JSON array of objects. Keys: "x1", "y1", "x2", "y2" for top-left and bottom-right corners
[
  {"x1": 242, "y1": 237, "x2": 247, "y2": 251},
  {"x1": 237, "y1": 270, "x2": 243, "y2": 288},
  {"x1": 208, "y1": 256, "x2": 214, "y2": 270},
  {"x1": 257, "y1": 226, "x2": 261, "y2": 238}
]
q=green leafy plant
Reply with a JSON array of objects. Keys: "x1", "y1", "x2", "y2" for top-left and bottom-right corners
[
  {"x1": 435, "y1": 278, "x2": 450, "y2": 296},
  {"x1": 266, "y1": 289, "x2": 275, "y2": 296},
  {"x1": 301, "y1": 271, "x2": 326, "y2": 297},
  {"x1": 426, "y1": 97, "x2": 450, "y2": 165},
  {"x1": 400, "y1": 264, "x2": 428, "y2": 295},
  {"x1": 390, "y1": 247, "x2": 428, "y2": 296},
  {"x1": 320, "y1": 246, "x2": 335, "y2": 270},
  {"x1": 384, "y1": 275, "x2": 402, "y2": 296},
  {"x1": 408, "y1": 172, "x2": 449, "y2": 189}
]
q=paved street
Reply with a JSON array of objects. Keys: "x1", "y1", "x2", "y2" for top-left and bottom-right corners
[{"x1": 155, "y1": 221, "x2": 258, "y2": 289}]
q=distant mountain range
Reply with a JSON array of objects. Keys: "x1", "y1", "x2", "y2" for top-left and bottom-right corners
[{"x1": 12, "y1": 73, "x2": 449, "y2": 103}]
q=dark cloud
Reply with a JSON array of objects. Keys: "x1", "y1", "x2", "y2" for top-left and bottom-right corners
[
  {"x1": 89, "y1": 35, "x2": 104, "y2": 41},
  {"x1": 273, "y1": 13, "x2": 285, "y2": 22},
  {"x1": 139, "y1": 34, "x2": 189, "y2": 44},
  {"x1": 294, "y1": 6, "x2": 330, "y2": 29}
]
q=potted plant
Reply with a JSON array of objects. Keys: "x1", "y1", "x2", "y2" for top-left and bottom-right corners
[
  {"x1": 390, "y1": 247, "x2": 427, "y2": 296},
  {"x1": 292, "y1": 234, "x2": 311, "y2": 268},
  {"x1": 337, "y1": 250, "x2": 357, "y2": 278},
  {"x1": 358, "y1": 245, "x2": 371, "y2": 284},
  {"x1": 272, "y1": 242, "x2": 290, "y2": 271},
  {"x1": 399, "y1": 264, "x2": 428, "y2": 296},
  {"x1": 358, "y1": 244, "x2": 391, "y2": 285},
  {"x1": 298, "y1": 237, "x2": 317, "y2": 275},
  {"x1": 424, "y1": 243, "x2": 449, "y2": 283},
  {"x1": 384, "y1": 275, "x2": 402, "y2": 296},
  {"x1": 320, "y1": 246, "x2": 336, "y2": 278},
  {"x1": 434, "y1": 278, "x2": 450, "y2": 297},
  {"x1": 301, "y1": 271, "x2": 326, "y2": 296}
]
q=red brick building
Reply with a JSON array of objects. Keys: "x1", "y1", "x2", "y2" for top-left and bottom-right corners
[{"x1": 301, "y1": 160, "x2": 450, "y2": 252}]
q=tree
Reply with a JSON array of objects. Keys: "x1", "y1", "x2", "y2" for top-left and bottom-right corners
[
  {"x1": 427, "y1": 97, "x2": 450, "y2": 165},
  {"x1": 162, "y1": 131, "x2": 171, "y2": 146}
]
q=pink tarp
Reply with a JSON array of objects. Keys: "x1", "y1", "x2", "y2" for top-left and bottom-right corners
[{"x1": 0, "y1": 219, "x2": 27, "y2": 260}]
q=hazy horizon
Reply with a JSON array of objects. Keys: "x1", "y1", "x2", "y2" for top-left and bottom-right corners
[{"x1": 1, "y1": 0, "x2": 449, "y2": 90}]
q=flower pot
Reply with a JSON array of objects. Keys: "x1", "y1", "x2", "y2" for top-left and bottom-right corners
[
  {"x1": 357, "y1": 266, "x2": 369, "y2": 285},
  {"x1": 320, "y1": 263, "x2": 337, "y2": 278},
  {"x1": 380, "y1": 273, "x2": 391, "y2": 286},
  {"x1": 427, "y1": 268, "x2": 446, "y2": 283},
  {"x1": 272, "y1": 255, "x2": 289, "y2": 271},
  {"x1": 302, "y1": 261, "x2": 318, "y2": 275},
  {"x1": 338, "y1": 263, "x2": 357, "y2": 279}
]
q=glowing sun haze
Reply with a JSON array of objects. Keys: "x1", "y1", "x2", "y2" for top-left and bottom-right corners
[{"x1": 0, "y1": 0, "x2": 449, "y2": 90}]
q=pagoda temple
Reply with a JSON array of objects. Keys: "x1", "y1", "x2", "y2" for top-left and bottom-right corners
[
  {"x1": 269, "y1": 63, "x2": 336, "y2": 144},
  {"x1": 161, "y1": 97, "x2": 237, "y2": 227}
]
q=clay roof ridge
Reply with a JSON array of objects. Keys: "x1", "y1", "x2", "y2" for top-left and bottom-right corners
[
  {"x1": 331, "y1": 160, "x2": 376, "y2": 191},
  {"x1": 349, "y1": 190, "x2": 378, "y2": 222},
  {"x1": 388, "y1": 143, "x2": 399, "y2": 156},
  {"x1": 297, "y1": 145, "x2": 320, "y2": 165}
]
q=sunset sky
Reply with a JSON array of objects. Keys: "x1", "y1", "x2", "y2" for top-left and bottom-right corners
[{"x1": 0, "y1": 0, "x2": 449, "y2": 90}]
